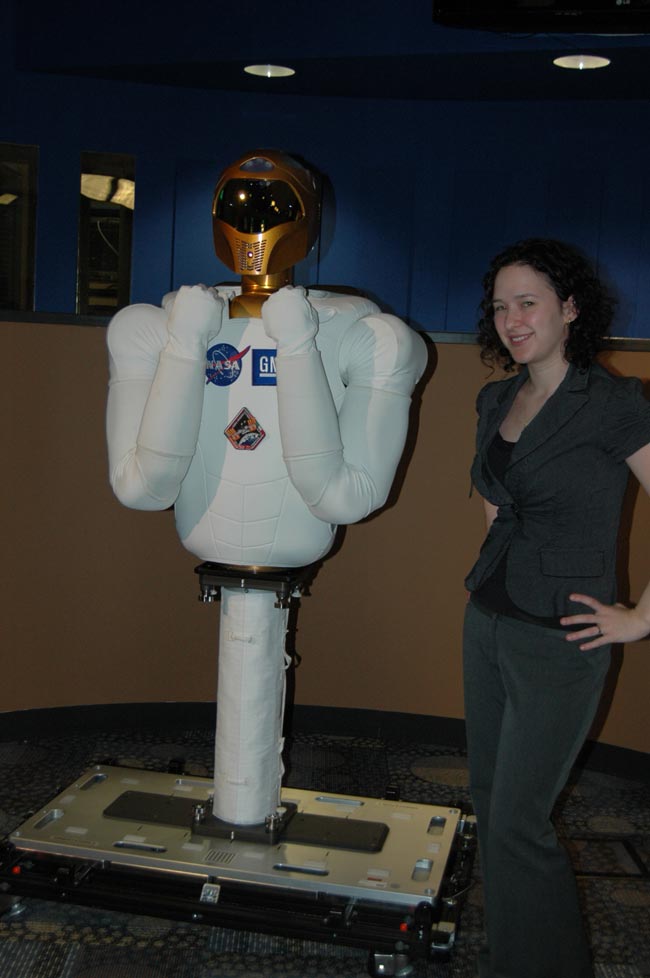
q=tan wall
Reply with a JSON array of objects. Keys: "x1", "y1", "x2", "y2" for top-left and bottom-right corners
[{"x1": 2, "y1": 322, "x2": 649, "y2": 752}]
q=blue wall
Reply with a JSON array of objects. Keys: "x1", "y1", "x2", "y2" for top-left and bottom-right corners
[{"x1": 4, "y1": 62, "x2": 650, "y2": 335}]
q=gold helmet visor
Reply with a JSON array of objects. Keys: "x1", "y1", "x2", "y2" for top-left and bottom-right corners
[
  {"x1": 215, "y1": 179, "x2": 302, "y2": 234},
  {"x1": 212, "y1": 151, "x2": 320, "y2": 277}
]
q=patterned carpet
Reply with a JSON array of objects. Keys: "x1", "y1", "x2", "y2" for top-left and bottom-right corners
[{"x1": 0, "y1": 726, "x2": 648, "y2": 977}]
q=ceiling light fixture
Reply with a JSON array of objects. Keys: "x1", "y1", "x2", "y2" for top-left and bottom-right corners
[
  {"x1": 244, "y1": 64, "x2": 295, "y2": 78},
  {"x1": 553, "y1": 55, "x2": 611, "y2": 71}
]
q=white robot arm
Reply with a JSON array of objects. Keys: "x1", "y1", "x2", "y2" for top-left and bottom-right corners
[
  {"x1": 106, "y1": 285, "x2": 224, "y2": 510},
  {"x1": 262, "y1": 286, "x2": 428, "y2": 524}
]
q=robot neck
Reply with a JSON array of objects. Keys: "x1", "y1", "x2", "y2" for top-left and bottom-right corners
[{"x1": 229, "y1": 271, "x2": 293, "y2": 318}]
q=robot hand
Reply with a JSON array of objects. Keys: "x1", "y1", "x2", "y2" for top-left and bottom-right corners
[
  {"x1": 167, "y1": 284, "x2": 225, "y2": 359},
  {"x1": 261, "y1": 285, "x2": 319, "y2": 356}
]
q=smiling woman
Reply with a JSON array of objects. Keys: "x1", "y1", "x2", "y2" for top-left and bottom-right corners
[
  {"x1": 463, "y1": 237, "x2": 650, "y2": 978},
  {"x1": 491, "y1": 262, "x2": 575, "y2": 375},
  {"x1": 478, "y1": 237, "x2": 614, "y2": 374}
]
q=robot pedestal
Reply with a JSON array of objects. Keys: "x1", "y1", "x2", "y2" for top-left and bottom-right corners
[
  {"x1": 195, "y1": 561, "x2": 317, "y2": 606},
  {"x1": 2, "y1": 763, "x2": 475, "y2": 976},
  {"x1": 0, "y1": 565, "x2": 475, "y2": 975},
  {"x1": 196, "y1": 562, "x2": 317, "y2": 826}
]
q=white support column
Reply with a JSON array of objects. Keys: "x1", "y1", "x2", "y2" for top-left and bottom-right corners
[{"x1": 213, "y1": 587, "x2": 289, "y2": 825}]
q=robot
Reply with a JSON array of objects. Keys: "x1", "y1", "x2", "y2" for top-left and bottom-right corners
[{"x1": 106, "y1": 149, "x2": 428, "y2": 828}]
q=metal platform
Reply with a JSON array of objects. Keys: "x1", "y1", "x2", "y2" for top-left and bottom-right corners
[{"x1": 1, "y1": 765, "x2": 476, "y2": 975}]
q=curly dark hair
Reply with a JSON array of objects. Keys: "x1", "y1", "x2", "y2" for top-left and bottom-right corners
[{"x1": 477, "y1": 238, "x2": 616, "y2": 371}]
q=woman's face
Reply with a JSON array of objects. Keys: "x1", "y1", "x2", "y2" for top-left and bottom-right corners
[{"x1": 491, "y1": 263, "x2": 576, "y2": 369}]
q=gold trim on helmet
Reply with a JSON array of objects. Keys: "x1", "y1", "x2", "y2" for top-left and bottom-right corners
[{"x1": 212, "y1": 150, "x2": 320, "y2": 278}]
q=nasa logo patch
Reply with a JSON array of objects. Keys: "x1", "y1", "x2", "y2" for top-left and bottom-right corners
[
  {"x1": 225, "y1": 407, "x2": 266, "y2": 451},
  {"x1": 252, "y1": 349, "x2": 277, "y2": 386},
  {"x1": 206, "y1": 343, "x2": 251, "y2": 387}
]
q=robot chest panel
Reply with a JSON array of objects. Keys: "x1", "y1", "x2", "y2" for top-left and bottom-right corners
[
  {"x1": 204, "y1": 318, "x2": 275, "y2": 390},
  {"x1": 199, "y1": 320, "x2": 283, "y2": 477}
]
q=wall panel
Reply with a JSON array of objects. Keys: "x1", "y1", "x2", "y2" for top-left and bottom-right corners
[
  {"x1": 1, "y1": 322, "x2": 648, "y2": 754},
  {"x1": 5, "y1": 68, "x2": 650, "y2": 335}
]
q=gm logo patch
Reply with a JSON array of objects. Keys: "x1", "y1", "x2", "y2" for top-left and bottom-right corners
[{"x1": 252, "y1": 349, "x2": 277, "y2": 386}]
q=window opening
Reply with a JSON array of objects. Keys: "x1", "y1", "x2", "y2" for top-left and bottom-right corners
[
  {"x1": 77, "y1": 151, "x2": 135, "y2": 315},
  {"x1": 0, "y1": 142, "x2": 38, "y2": 311}
]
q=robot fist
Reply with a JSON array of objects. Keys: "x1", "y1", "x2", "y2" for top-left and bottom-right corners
[
  {"x1": 167, "y1": 284, "x2": 225, "y2": 359},
  {"x1": 262, "y1": 285, "x2": 319, "y2": 356}
]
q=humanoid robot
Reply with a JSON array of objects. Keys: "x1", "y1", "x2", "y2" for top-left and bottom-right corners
[{"x1": 106, "y1": 150, "x2": 428, "y2": 828}]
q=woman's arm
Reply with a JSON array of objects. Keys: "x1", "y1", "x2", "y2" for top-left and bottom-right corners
[
  {"x1": 561, "y1": 441, "x2": 650, "y2": 650},
  {"x1": 483, "y1": 498, "x2": 499, "y2": 532}
]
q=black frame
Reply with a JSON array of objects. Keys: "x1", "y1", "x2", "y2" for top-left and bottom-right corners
[{"x1": 0, "y1": 142, "x2": 38, "y2": 312}]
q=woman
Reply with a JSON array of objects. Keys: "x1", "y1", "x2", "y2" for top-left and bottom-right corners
[{"x1": 463, "y1": 238, "x2": 650, "y2": 978}]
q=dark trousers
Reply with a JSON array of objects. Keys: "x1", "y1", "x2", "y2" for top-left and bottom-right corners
[{"x1": 463, "y1": 599, "x2": 611, "y2": 978}]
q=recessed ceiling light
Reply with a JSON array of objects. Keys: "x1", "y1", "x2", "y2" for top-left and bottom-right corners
[
  {"x1": 244, "y1": 64, "x2": 295, "y2": 78},
  {"x1": 553, "y1": 55, "x2": 611, "y2": 71}
]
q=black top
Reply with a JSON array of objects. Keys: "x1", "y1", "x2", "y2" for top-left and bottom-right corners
[
  {"x1": 473, "y1": 433, "x2": 566, "y2": 629},
  {"x1": 465, "y1": 362, "x2": 650, "y2": 619}
]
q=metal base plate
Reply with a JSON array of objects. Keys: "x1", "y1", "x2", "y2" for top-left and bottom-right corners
[
  {"x1": 103, "y1": 790, "x2": 389, "y2": 851},
  {"x1": 9, "y1": 765, "x2": 459, "y2": 907}
]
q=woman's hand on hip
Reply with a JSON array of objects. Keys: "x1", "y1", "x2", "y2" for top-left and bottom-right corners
[{"x1": 561, "y1": 593, "x2": 650, "y2": 650}]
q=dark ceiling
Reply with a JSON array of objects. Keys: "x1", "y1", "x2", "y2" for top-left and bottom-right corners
[{"x1": 13, "y1": 0, "x2": 650, "y2": 102}]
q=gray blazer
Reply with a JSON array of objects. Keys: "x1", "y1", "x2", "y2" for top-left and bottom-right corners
[{"x1": 465, "y1": 361, "x2": 650, "y2": 619}]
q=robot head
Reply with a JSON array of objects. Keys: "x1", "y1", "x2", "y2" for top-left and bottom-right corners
[{"x1": 212, "y1": 150, "x2": 320, "y2": 278}]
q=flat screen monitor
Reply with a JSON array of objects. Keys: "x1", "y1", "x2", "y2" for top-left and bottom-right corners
[{"x1": 432, "y1": 1, "x2": 650, "y2": 33}]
